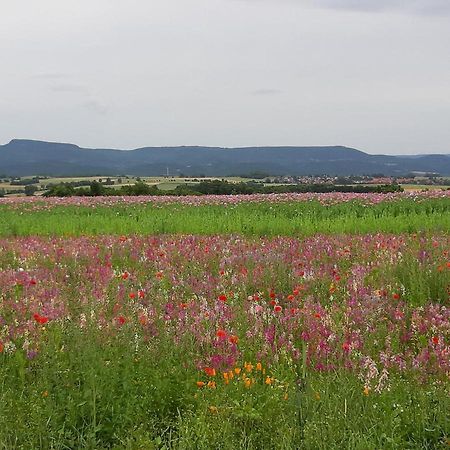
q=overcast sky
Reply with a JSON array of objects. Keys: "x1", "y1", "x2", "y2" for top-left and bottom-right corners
[{"x1": 1, "y1": 0, "x2": 449, "y2": 154}]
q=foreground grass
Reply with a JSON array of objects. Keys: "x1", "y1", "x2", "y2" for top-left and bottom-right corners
[
  {"x1": 1, "y1": 198, "x2": 449, "y2": 236},
  {"x1": 1, "y1": 325, "x2": 448, "y2": 450},
  {"x1": 0, "y1": 233, "x2": 449, "y2": 449}
]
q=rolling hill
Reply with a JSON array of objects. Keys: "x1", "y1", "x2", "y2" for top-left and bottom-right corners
[{"x1": 1, "y1": 139, "x2": 449, "y2": 177}]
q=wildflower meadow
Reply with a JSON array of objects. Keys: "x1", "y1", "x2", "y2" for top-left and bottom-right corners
[{"x1": 0, "y1": 193, "x2": 449, "y2": 449}]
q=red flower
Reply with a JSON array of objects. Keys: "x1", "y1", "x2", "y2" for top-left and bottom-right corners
[
  {"x1": 216, "y1": 329, "x2": 227, "y2": 340},
  {"x1": 228, "y1": 335, "x2": 239, "y2": 345},
  {"x1": 129, "y1": 292, "x2": 136, "y2": 299},
  {"x1": 287, "y1": 294, "x2": 295, "y2": 301},
  {"x1": 314, "y1": 313, "x2": 321, "y2": 319},
  {"x1": 138, "y1": 290, "x2": 145, "y2": 299},
  {"x1": 33, "y1": 313, "x2": 49, "y2": 324},
  {"x1": 392, "y1": 293, "x2": 400, "y2": 300},
  {"x1": 29, "y1": 279, "x2": 37, "y2": 286},
  {"x1": 269, "y1": 291, "x2": 276, "y2": 299},
  {"x1": 432, "y1": 336, "x2": 439, "y2": 346},
  {"x1": 116, "y1": 316, "x2": 126, "y2": 326},
  {"x1": 218, "y1": 294, "x2": 227, "y2": 302},
  {"x1": 342, "y1": 342, "x2": 350, "y2": 352},
  {"x1": 121, "y1": 272, "x2": 129, "y2": 280},
  {"x1": 274, "y1": 305, "x2": 282, "y2": 313}
]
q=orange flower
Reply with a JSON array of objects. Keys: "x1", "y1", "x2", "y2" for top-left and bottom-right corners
[
  {"x1": 244, "y1": 378, "x2": 252, "y2": 388},
  {"x1": 228, "y1": 335, "x2": 239, "y2": 345},
  {"x1": 0, "y1": 342, "x2": 4, "y2": 353},
  {"x1": 265, "y1": 376, "x2": 273, "y2": 385},
  {"x1": 256, "y1": 362, "x2": 262, "y2": 371},
  {"x1": 207, "y1": 381, "x2": 216, "y2": 389},
  {"x1": 196, "y1": 381, "x2": 205, "y2": 388},
  {"x1": 138, "y1": 315, "x2": 147, "y2": 326},
  {"x1": 204, "y1": 367, "x2": 216, "y2": 377},
  {"x1": 244, "y1": 362, "x2": 253, "y2": 373},
  {"x1": 234, "y1": 367, "x2": 241, "y2": 375}
]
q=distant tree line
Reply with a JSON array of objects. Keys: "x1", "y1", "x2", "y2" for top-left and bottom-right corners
[{"x1": 43, "y1": 180, "x2": 403, "y2": 197}]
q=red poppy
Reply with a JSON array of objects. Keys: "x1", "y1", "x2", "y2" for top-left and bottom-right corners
[
  {"x1": 218, "y1": 294, "x2": 227, "y2": 302},
  {"x1": 392, "y1": 293, "x2": 400, "y2": 300},
  {"x1": 432, "y1": 336, "x2": 439, "y2": 345},
  {"x1": 269, "y1": 291, "x2": 276, "y2": 299},
  {"x1": 129, "y1": 292, "x2": 136, "y2": 299},
  {"x1": 287, "y1": 294, "x2": 295, "y2": 301},
  {"x1": 121, "y1": 272, "x2": 129, "y2": 280},
  {"x1": 116, "y1": 316, "x2": 126, "y2": 326},
  {"x1": 216, "y1": 329, "x2": 227, "y2": 340},
  {"x1": 342, "y1": 342, "x2": 350, "y2": 352},
  {"x1": 29, "y1": 279, "x2": 37, "y2": 286},
  {"x1": 314, "y1": 313, "x2": 321, "y2": 319},
  {"x1": 229, "y1": 335, "x2": 239, "y2": 345},
  {"x1": 33, "y1": 313, "x2": 49, "y2": 324},
  {"x1": 138, "y1": 290, "x2": 145, "y2": 299},
  {"x1": 274, "y1": 305, "x2": 282, "y2": 313}
]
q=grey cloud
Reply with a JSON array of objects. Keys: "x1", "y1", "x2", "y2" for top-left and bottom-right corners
[
  {"x1": 82, "y1": 100, "x2": 108, "y2": 115},
  {"x1": 50, "y1": 84, "x2": 89, "y2": 94},
  {"x1": 239, "y1": 0, "x2": 450, "y2": 14},
  {"x1": 31, "y1": 73, "x2": 69, "y2": 79},
  {"x1": 251, "y1": 88, "x2": 283, "y2": 96},
  {"x1": 312, "y1": 0, "x2": 450, "y2": 14}
]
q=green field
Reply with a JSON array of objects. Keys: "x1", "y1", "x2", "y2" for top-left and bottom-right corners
[
  {"x1": 0, "y1": 196, "x2": 449, "y2": 449},
  {"x1": 1, "y1": 197, "x2": 449, "y2": 237}
]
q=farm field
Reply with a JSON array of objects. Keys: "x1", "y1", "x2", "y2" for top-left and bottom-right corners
[{"x1": 0, "y1": 192, "x2": 449, "y2": 449}]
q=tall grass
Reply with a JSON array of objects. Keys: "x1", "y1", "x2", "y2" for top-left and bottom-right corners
[{"x1": 0, "y1": 198, "x2": 449, "y2": 236}]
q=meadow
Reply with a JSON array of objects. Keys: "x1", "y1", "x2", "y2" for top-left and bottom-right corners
[{"x1": 0, "y1": 193, "x2": 449, "y2": 449}]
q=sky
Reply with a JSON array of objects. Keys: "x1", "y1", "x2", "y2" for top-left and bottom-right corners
[{"x1": 1, "y1": 0, "x2": 449, "y2": 154}]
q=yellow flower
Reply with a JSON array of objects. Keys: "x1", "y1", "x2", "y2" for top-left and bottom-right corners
[
  {"x1": 314, "y1": 391, "x2": 321, "y2": 400},
  {"x1": 245, "y1": 362, "x2": 253, "y2": 373},
  {"x1": 208, "y1": 406, "x2": 218, "y2": 414},
  {"x1": 207, "y1": 381, "x2": 216, "y2": 389},
  {"x1": 284, "y1": 393, "x2": 289, "y2": 401},
  {"x1": 363, "y1": 386, "x2": 370, "y2": 396},
  {"x1": 244, "y1": 378, "x2": 252, "y2": 388},
  {"x1": 256, "y1": 362, "x2": 262, "y2": 371},
  {"x1": 42, "y1": 390, "x2": 49, "y2": 398}
]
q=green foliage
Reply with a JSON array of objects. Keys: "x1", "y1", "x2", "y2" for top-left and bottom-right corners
[{"x1": 0, "y1": 198, "x2": 449, "y2": 237}]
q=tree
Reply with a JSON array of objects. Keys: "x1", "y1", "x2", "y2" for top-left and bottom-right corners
[{"x1": 24, "y1": 185, "x2": 38, "y2": 196}]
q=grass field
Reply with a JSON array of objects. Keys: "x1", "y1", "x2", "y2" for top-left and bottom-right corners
[{"x1": 0, "y1": 193, "x2": 449, "y2": 449}]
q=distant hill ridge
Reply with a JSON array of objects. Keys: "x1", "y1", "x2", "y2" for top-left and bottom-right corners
[{"x1": 1, "y1": 139, "x2": 449, "y2": 176}]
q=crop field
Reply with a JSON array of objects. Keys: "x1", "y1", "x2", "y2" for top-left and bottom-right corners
[{"x1": 0, "y1": 192, "x2": 449, "y2": 449}]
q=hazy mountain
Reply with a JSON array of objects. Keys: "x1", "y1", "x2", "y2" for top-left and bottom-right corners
[{"x1": 1, "y1": 139, "x2": 449, "y2": 177}]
